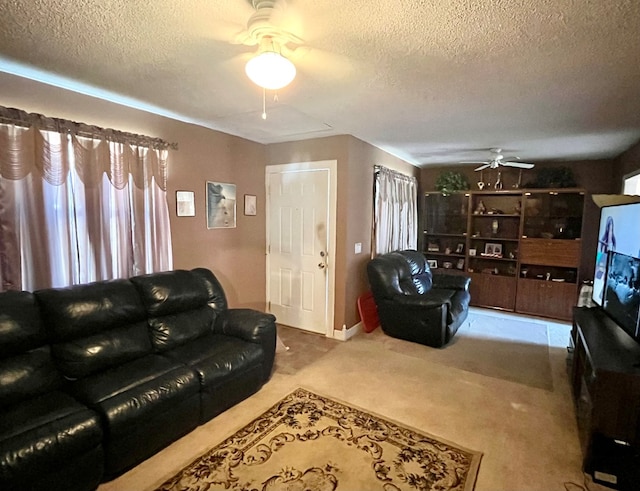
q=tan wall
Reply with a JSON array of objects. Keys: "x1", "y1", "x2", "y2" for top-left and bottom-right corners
[
  {"x1": 0, "y1": 72, "x2": 267, "y2": 310},
  {"x1": 267, "y1": 135, "x2": 418, "y2": 330},
  {"x1": 343, "y1": 137, "x2": 419, "y2": 328}
]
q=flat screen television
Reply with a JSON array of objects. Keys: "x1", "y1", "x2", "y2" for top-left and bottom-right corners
[
  {"x1": 592, "y1": 202, "x2": 640, "y2": 305},
  {"x1": 602, "y1": 251, "x2": 640, "y2": 340}
]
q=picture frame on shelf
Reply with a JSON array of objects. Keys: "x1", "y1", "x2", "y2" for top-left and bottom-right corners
[
  {"x1": 427, "y1": 242, "x2": 440, "y2": 252},
  {"x1": 427, "y1": 259, "x2": 438, "y2": 269},
  {"x1": 469, "y1": 248, "x2": 477, "y2": 256},
  {"x1": 455, "y1": 243, "x2": 464, "y2": 254},
  {"x1": 484, "y1": 242, "x2": 502, "y2": 256},
  {"x1": 456, "y1": 258, "x2": 465, "y2": 270}
]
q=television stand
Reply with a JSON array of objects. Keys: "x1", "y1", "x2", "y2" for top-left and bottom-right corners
[{"x1": 571, "y1": 307, "x2": 640, "y2": 490}]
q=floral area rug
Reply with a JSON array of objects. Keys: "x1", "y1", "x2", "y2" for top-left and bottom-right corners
[{"x1": 155, "y1": 388, "x2": 482, "y2": 491}]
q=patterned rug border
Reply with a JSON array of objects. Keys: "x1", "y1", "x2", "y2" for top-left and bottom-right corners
[{"x1": 156, "y1": 387, "x2": 483, "y2": 491}]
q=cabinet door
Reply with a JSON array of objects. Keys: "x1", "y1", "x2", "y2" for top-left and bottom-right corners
[
  {"x1": 516, "y1": 279, "x2": 578, "y2": 320},
  {"x1": 520, "y1": 239, "x2": 581, "y2": 267},
  {"x1": 469, "y1": 273, "x2": 516, "y2": 310}
]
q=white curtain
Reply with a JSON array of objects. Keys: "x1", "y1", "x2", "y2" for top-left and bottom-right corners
[
  {"x1": 0, "y1": 120, "x2": 173, "y2": 291},
  {"x1": 373, "y1": 166, "x2": 418, "y2": 255}
]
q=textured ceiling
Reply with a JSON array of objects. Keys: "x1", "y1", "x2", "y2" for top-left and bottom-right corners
[{"x1": 1, "y1": 0, "x2": 639, "y2": 166}]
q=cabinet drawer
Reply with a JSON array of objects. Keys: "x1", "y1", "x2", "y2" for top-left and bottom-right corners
[{"x1": 520, "y1": 238, "x2": 581, "y2": 267}]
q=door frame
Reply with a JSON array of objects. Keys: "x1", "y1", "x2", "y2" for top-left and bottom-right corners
[{"x1": 265, "y1": 160, "x2": 337, "y2": 337}]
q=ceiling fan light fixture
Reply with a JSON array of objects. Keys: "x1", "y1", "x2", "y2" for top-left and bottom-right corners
[{"x1": 245, "y1": 50, "x2": 296, "y2": 90}]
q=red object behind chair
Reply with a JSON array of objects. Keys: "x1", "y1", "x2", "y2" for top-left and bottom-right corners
[{"x1": 357, "y1": 291, "x2": 379, "y2": 333}]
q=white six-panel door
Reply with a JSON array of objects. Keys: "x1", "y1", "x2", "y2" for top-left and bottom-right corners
[{"x1": 266, "y1": 162, "x2": 335, "y2": 335}]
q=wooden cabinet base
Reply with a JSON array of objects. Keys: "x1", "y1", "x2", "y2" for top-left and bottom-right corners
[
  {"x1": 469, "y1": 273, "x2": 516, "y2": 311},
  {"x1": 515, "y1": 279, "x2": 577, "y2": 321}
]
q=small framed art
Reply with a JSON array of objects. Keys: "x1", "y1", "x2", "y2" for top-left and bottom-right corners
[
  {"x1": 244, "y1": 194, "x2": 257, "y2": 216},
  {"x1": 427, "y1": 259, "x2": 438, "y2": 269},
  {"x1": 176, "y1": 190, "x2": 195, "y2": 217}
]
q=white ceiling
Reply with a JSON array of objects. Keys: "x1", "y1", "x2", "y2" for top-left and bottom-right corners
[{"x1": 1, "y1": 0, "x2": 639, "y2": 167}]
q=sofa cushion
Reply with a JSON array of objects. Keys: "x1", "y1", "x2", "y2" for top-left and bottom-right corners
[
  {"x1": 0, "y1": 391, "x2": 102, "y2": 486},
  {"x1": 0, "y1": 291, "x2": 47, "y2": 357},
  {"x1": 191, "y1": 267, "x2": 228, "y2": 313},
  {"x1": 69, "y1": 354, "x2": 198, "y2": 410},
  {"x1": 131, "y1": 270, "x2": 216, "y2": 351},
  {"x1": 0, "y1": 346, "x2": 62, "y2": 407},
  {"x1": 35, "y1": 280, "x2": 151, "y2": 378},
  {"x1": 162, "y1": 333, "x2": 264, "y2": 422},
  {"x1": 0, "y1": 291, "x2": 62, "y2": 406},
  {"x1": 66, "y1": 353, "x2": 201, "y2": 477},
  {"x1": 163, "y1": 333, "x2": 263, "y2": 387}
]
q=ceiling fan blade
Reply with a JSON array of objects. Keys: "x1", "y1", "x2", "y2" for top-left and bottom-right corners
[
  {"x1": 474, "y1": 164, "x2": 491, "y2": 171},
  {"x1": 460, "y1": 161, "x2": 490, "y2": 164},
  {"x1": 502, "y1": 161, "x2": 535, "y2": 169}
]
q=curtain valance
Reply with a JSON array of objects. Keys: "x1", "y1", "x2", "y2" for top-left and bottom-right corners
[
  {"x1": 0, "y1": 106, "x2": 171, "y2": 190},
  {"x1": 0, "y1": 106, "x2": 177, "y2": 150}
]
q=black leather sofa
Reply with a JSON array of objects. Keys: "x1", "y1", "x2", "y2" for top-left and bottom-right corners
[
  {"x1": 367, "y1": 250, "x2": 471, "y2": 348},
  {"x1": 0, "y1": 268, "x2": 276, "y2": 491}
]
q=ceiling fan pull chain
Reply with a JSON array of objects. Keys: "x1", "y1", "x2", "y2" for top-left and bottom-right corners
[{"x1": 262, "y1": 87, "x2": 267, "y2": 120}]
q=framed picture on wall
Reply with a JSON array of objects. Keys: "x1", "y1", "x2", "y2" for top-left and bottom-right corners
[
  {"x1": 206, "y1": 181, "x2": 236, "y2": 229},
  {"x1": 244, "y1": 194, "x2": 257, "y2": 216},
  {"x1": 176, "y1": 190, "x2": 195, "y2": 217}
]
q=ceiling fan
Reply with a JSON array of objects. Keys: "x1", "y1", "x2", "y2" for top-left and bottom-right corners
[
  {"x1": 216, "y1": 0, "x2": 351, "y2": 86},
  {"x1": 461, "y1": 148, "x2": 535, "y2": 171}
]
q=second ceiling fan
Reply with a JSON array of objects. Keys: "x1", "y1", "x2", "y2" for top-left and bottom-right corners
[{"x1": 462, "y1": 148, "x2": 535, "y2": 171}]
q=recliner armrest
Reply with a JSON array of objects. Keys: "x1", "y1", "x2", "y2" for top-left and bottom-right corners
[
  {"x1": 431, "y1": 273, "x2": 471, "y2": 291},
  {"x1": 392, "y1": 290, "x2": 454, "y2": 309}
]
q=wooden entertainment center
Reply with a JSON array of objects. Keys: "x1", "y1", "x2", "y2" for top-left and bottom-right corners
[
  {"x1": 571, "y1": 307, "x2": 640, "y2": 489},
  {"x1": 422, "y1": 189, "x2": 585, "y2": 320}
]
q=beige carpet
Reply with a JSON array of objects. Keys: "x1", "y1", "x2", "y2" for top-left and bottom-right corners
[
  {"x1": 373, "y1": 311, "x2": 553, "y2": 391},
  {"x1": 155, "y1": 388, "x2": 482, "y2": 491}
]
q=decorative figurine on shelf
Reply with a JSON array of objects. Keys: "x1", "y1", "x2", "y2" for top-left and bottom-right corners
[
  {"x1": 513, "y1": 169, "x2": 523, "y2": 189},
  {"x1": 495, "y1": 171, "x2": 503, "y2": 190},
  {"x1": 477, "y1": 170, "x2": 485, "y2": 190},
  {"x1": 474, "y1": 200, "x2": 486, "y2": 214},
  {"x1": 491, "y1": 219, "x2": 499, "y2": 235}
]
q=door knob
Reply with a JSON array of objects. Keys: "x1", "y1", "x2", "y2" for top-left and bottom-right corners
[{"x1": 318, "y1": 262, "x2": 326, "y2": 269}]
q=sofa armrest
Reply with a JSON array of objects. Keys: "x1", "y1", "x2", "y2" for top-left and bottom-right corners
[
  {"x1": 214, "y1": 309, "x2": 277, "y2": 381},
  {"x1": 431, "y1": 273, "x2": 471, "y2": 291}
]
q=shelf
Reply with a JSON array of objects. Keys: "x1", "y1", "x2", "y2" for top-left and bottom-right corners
[
  {"x1": 470, "y1": 236, "x2": 520, "y2": 242},
  {"x1": 470, "y1": 256, "x2": 518, "y2": 262},
  {"x1": 423, "y1": 232, "x2": 467, "y2": 237},
  {"x1": 426, "y1": 252, "x2": 465, "y2": 259},
  {"x1": 471, "y1": 213, "x2": 520, "y2": 218}
]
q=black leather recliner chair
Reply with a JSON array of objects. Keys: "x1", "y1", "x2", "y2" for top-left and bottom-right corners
[{"x1": 367, "y1": 250, "x2": 471, "y2": 348}]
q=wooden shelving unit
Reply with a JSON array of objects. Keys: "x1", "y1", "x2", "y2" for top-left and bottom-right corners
[{"x1": 422, "y1": 188, "x2": 585, "y2": 320}]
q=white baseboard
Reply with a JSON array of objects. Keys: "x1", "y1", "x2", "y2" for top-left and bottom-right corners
[{"x1": 332, "y1": 321, "x2": 363, "y2": 341}]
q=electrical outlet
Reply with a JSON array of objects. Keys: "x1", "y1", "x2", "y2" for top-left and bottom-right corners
[{"x1": 354, "y1": 242, "x2": 362, "y2": 254}]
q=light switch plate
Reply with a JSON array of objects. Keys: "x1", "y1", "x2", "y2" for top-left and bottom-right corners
[{"x1": 355, "y1": 242, "x2": 362, "y2": 254}]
